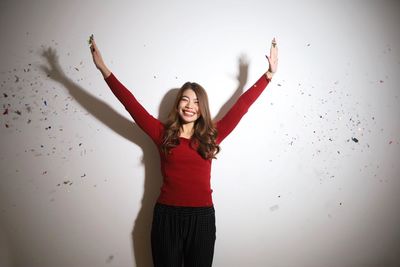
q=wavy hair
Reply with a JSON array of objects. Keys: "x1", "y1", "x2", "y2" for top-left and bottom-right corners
[{"x1": 161, "y1": 82, "x2": 220, "y2": 159}]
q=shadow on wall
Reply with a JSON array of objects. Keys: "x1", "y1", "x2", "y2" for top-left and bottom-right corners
[
  {"x1": 0, "y1": 226, "x2": 14, "y2": 267},
  {"x1": 40, "y1": 47, "x2": 249, "y2": 267}
]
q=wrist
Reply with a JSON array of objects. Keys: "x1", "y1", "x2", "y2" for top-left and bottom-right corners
[
  {"x1": 265, "y1": 70, "x2": 274, "y2": 80},
  {"x1": 99, "y1": 66, "x2": 111, "y2": 79}
]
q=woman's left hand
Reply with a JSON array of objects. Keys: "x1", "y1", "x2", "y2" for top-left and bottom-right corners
[{"x1": 266, "y1": 38, "x2": 278, "y2": 80}]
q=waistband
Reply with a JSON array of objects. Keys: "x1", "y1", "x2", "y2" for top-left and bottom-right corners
[{"x1": 154, "y1": 202, "x2": 215, "y2": 217}]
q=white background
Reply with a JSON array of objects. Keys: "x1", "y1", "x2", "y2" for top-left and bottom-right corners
[{"x1": 1, "y1": 1, "x2": 399, "y2": 266}]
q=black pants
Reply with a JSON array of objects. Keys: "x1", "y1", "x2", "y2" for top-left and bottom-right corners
[{"x1": 151, "y1": 203, "x2": 216, "y2": 267}]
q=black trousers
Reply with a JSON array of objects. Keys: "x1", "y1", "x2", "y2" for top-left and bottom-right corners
[{"x1": 151, "y1": 203, "x2": 216, "y2": 267}]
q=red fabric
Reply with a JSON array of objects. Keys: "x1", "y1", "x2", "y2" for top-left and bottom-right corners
[{"x1": 105, "y1": 73, "x2": 269, "y2": 206}]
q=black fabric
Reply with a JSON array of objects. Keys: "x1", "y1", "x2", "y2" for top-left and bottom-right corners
[{"x1": 151, "y1": 203, "x2": 216, "y2": 267}]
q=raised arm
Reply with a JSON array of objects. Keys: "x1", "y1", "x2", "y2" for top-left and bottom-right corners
[
  {"x1": 216, "y1": 38, "x2": 278, "y2": 144},
  {"x1": 89, "y1": 36, "x2": 163, "y2": 143}
]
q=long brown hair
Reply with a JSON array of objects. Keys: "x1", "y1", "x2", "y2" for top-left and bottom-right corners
[{"x1": 161, "y1": 82, "x2": 220, "y2": 159}]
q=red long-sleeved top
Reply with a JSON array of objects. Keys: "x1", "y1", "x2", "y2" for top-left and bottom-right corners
[{"x1": 105, "y1": 73, "x2": 269, "y2": 207}]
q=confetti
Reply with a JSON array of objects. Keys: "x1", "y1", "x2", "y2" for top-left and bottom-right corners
[{"x1": 88, "y1": 34, "x2": 94, "y2": 45}]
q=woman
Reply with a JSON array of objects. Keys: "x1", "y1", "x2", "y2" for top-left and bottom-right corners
[{"x1": 90, "y1": 37, "x2": 278, "y2": 267}]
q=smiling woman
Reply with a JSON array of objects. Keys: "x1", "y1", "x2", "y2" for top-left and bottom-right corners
[{"x1": 89, "y1": 35, "x2": 277, "y2": 266}]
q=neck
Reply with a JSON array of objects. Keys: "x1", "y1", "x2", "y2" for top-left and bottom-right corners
[{"x1": 180, "y1": 122, "x2": 194, "y2": 138}]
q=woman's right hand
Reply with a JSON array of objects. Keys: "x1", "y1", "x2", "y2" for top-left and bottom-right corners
[{"x1": 89, "y1": 36, "x2": 111, "y2": 78}]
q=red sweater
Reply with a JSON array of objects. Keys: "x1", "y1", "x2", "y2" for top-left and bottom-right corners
[{"x1": 105, "y1": 73, "x2": 269, "y2": 207}]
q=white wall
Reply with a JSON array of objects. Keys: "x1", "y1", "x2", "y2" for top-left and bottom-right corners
[{"x1": 1, "y1": 0, "x2": 399, "y2": 266}]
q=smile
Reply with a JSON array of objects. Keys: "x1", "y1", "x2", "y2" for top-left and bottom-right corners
[{"x1": 183, "y1": 110, "x2": 196, "y2": 116}]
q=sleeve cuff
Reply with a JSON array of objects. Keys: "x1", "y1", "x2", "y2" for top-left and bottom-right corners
[{"x1": 104, "y1": 72, "x2": 113, "y2": 81}]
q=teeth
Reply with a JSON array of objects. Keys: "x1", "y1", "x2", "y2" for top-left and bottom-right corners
[{"x1": 184, "y1": 110, "x2": 195, "y2": 116}]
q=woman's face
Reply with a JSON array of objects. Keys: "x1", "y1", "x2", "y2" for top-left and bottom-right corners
[{"x1": 178, "y1": 89, "x2": 200, "y2": 124}]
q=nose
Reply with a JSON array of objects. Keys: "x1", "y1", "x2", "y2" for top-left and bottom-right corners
[{"x1": 185, "y1": 100, "x2": 194, "y2": 108}]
